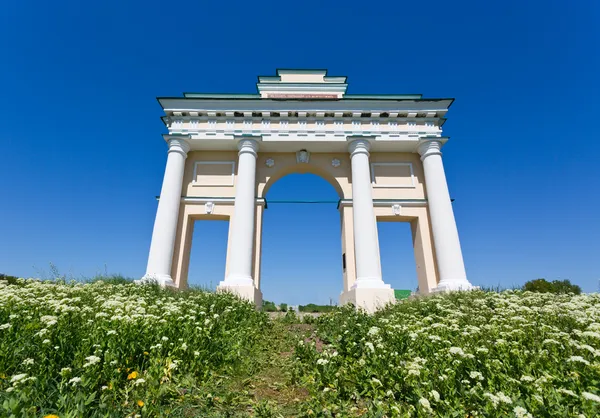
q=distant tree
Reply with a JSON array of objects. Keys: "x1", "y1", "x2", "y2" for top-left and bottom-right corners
[
  {"x1": 262, "y1": 300, "x2": 278, "y2": 312},
  {"x1": 523, "y1": 278, "x2": 581, "y2": 295},
  {"x1": 550, "y1": 279, "x2": 582, "y2": 295},
  {"x1": 279, "y1": 303, "x2": 288, "y2": 312}
]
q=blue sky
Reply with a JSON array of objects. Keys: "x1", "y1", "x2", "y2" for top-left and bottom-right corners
[{"x1": 1, "y1": 0, "x2": 599, "y2": 304}]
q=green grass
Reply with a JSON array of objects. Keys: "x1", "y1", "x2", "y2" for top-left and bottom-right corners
[{"x1": 1, "y1": 279, "x2": 599, "y2": 417}]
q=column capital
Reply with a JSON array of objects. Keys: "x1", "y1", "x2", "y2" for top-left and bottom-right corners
[
  {"x1": 348, "y1": 138, "x2": 372, "y2": 157},
  {"x1": 167, "y1": 138, "x2": 191, "y2": 157},
  {"x1": 417, "y1": 139, "x2": 443, "y2": 161},
  {"x1": 237, "y1": 138, "x2": 259, "y2": 157}
]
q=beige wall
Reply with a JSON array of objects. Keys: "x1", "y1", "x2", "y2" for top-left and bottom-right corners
[
  {"x1": 183, "y1": 151, "x2": 239, "y2": 198},
  {"x1": 171, "y1": 150, "x2": 438, "y2": 296},
  {"x1": 182, "y1": 150, "x2": 426, "y2": 201}
]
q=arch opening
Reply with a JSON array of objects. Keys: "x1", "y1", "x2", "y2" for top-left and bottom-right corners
[
  {"x1": 259, "y1": 172, "x2": 343, "y2": 307},
  {"x1": 377, "y1": 221, "x2": 419, "y2": 294}
]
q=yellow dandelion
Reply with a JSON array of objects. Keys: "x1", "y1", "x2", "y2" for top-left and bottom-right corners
[
  {"x1": 127, "y1": 371, "x2": 138, "y2": 380},
  {"x1": 137, "y1": 400, "x2": 144, "y2": 407},
  {"x1": 143, "y1": 351, "x2": 149, "y2": 355},
  {"x1": 44, "y1": 415, "x2": 60, "y2": 418}
]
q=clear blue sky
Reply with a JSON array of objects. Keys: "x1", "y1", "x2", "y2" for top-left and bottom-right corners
[{"x1": 1, "y1": 0, "x2": 599, "y2": 304}]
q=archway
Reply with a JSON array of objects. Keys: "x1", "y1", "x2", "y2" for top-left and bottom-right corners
[
  {"x1": 260, "y1": 172, "x2": 342, "y2": 307},
  {"x1": 144, "y1": 68, "x2": 475, "y2": 313}
]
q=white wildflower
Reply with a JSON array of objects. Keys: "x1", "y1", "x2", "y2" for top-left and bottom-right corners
[
  {"x1": 0, "y1": 323, "x2": 11, "y2": 330},
  {"x1": 582, "y1": 392, "x2": 600, "y2": 402},
  {"x1": 22, "y1": 358, "x2": 34, "y2": 366},
  {"x1": 40, "y1": 315, "x2": 58, "y2": 326},
  {"x1": 84, "y1": 355, "x2": 101, "y2": 367},
  {"x1": 497, "y1": 392, "x2": 512, "y2": 404},
  {"x1": 567, "y1": 356, "x2": 590, "y2": 366},
  {"x1": 558, "y1": 388, "x2": 578, "y2": 397},
  {"x1": 316, "y1": 358, "x2": 329, "y2": 365},
  {"x1": 69, "y1": 377, "x2": 82, "y2": 386},
  {"x1": 365, "y1": 342, "x2": 375, "y2": 352},
  {"x1": 418, "y1": 397, "x2": 432, "y2": 412},
  {"x1": 161, "y1": 336, "x2": 169, "y2": 341},
  {"x1": 513, "y1": 406, "x2": 533, "y2": 418},
  {"x1": 107, "y1": 330, "x2": 117, "y2": 335},
  {"x1": 469, "y1": 371, "x2": 484, "y2": 381},
  {"x1": 484, "y1": 393, "x2": 499, "y2": 408},
  {"x1": 10, "y1": 373, "x2": 28, "y2": 384},
  {"x1": 520, "y1": 375, "x2": 535, "y2": 382},
  {"x1": 449, "y1": 347, "x2": 465, "y2": 356},
  {"x1": 368, "y1": 326, "x2": 380, "y2": 336},
  {"x1": 430, "y1": 390, "x2": 440, "y2": 402}
]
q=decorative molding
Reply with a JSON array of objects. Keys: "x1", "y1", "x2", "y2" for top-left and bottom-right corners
[
  {"x1": 192, "y1": 161, "x2": 236, "y2": 187},
  {"x1": 296, "y1": 149, "x2": 310, "y2": 163},
  {"x1": 338, "y1": 199, "x2": 427, "y2": 209},
  {"x1": 205, "y1": 201, "x2": 214, "y2": 214},
  {"x1": 370, "y1": 162, "x2": 415, "y2": 188},
  {"x1": 331, "y1": 158, "x2": 341, "y2": 168},
  {"x1": 265, "y1": 158, "x2": 275, "y2": 168},
  {"x1": 392, "y1": 204, "x2": 402, "y2": 216},
  {"x1": 180, "y1": 196, "x2": 267, "y2": 207}
]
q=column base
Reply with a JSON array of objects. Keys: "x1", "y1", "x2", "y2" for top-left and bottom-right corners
[
  {"x1": 135, "y1": 274, "x2": 177, "y2": 288},
  {"x1": 432, "y1": 279, "x2": 478, "y2": 293},
  {"x1": 352, "y1": 277, "x2": 392, "y2": 289},
  {"x1": 217, "y1": 282, "x2": 262, "y2": 309},
  {"x1": 221, "y1": 274, "x2": 254, "y2": 287},
  {"x1": 339, "y1": 287, "x2": 395, "y2": 313}
]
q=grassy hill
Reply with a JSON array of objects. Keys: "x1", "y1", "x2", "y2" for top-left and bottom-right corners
[{"x1": 1, "y1": 278, "x2": 599, "y2": 417}]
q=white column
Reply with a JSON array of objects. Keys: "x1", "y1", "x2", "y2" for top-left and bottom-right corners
[
  {"x1": 418, "y1": 139, "x2": 473, "y2": 291},
  {"x1": 348, "y1": 139, "x2": 388, "y2": 289},
  {"x1": 142, "y1": 138, "x2": 190, "y2": 286},
  {"x1": 221, "y1": 138, "x2": 259, "y2": 286}
]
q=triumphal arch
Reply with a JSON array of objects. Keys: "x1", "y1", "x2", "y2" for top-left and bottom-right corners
[{"x1": 142, "y1": 69, "x2": 473, "y2": 312}]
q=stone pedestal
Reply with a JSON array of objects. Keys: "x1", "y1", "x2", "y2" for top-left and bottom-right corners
[
  {"x1": 340, "y1": 287, "x2": 395, "y2": 313},
  {"x1": 217, "y1": 285, "x2": 263, "y2": 309}
]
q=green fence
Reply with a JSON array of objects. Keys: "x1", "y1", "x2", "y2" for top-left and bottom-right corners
[{"x1": 394, "y1": 289, "x2": 412, "y2": 300}]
